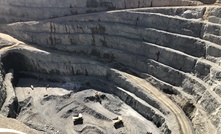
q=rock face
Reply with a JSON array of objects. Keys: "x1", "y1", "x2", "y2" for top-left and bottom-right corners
[
  {"x1": 0, "y1": 1, "x2": 221, "y2": 134},
  {"x1": 0, "y1": 0, "x2": 202, "y2": 23},
  {"x1": 0, "y1": 64, "x2": 5, "y2": 109},
  {"x1": 0, "y1": 69, "x2": 18, "y2": 118}
]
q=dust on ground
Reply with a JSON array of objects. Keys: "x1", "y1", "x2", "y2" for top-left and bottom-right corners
[{"x1": 15, "y1": 78, "x2": 160, "y2": 134}]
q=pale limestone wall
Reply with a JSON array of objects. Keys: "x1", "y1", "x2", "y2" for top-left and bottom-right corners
[{"x1": 0, "y1": 0, "x2": 201, "y2": 23}]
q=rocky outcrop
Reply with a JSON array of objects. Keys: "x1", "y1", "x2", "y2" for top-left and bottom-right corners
[
  {"x1": 0, "y1": 64, "x2": 5, "y2": 110},
  {"x1": 0, "y1": 69, "x2": 19, "y2": 118}
]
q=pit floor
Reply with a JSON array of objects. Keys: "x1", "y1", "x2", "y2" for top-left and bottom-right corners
[{"x1": 15, "y1": 78, "x2": 160, "y2": 134}]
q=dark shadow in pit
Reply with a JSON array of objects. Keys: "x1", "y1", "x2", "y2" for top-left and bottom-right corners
[
  {"x1": 1, "y1": 52, "x2": 30, "y2": 85},
  {"x1": 84, "y1": 94, "x2": 107, "y2": 104},
  {"x1": 199, "y1": 0, "x2": 217, "y2": 4},
  {"x1": 1, "y1": 52, "x2": 75, "y2": 90},
  {"x1": 114, "y1": 121, "x2": 124, "y2": 129},
  {"x1": 182, "y1": 102, "x2": 196, "y2": 119},
  {"x1": 73, "y1": 118, "x2": 84, "y2": 125},
  {"x1": 1, "y1": 52, "x2": 27, "y2": 72},
  {"x1": 162, "y1": 88, "x2": 177, "y2": 95},
  {"x1": 0, "y1": 52, "x2": 31, "y2": 118}
]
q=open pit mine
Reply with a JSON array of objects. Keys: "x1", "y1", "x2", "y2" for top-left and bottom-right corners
[{"x1": 0, "y1": 0, "x2": 221, "y2": 134}]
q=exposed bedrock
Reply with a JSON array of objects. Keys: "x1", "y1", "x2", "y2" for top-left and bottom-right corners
[
  {"x1": 3, "y1": 6, "x2": 221, "y2": 134},
  {"x1": 0, "y1": 64, "x2": 5, "y2": 110},
  {"x1": 0, "y1": 47, "x2": 178, "y2": 133},
  {"x1": 0, "y1": 3, "x2": 221, "y2": 134},
  {"x1": 0, "y1": 69, "x2": 19, "y2": 118},
  {"x1": 0, "y1": 0, "x2": 203, "y2": 24}
]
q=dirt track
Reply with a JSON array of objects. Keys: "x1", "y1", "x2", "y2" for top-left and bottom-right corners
[
  {"x1": 113, "y1": 69, "x2": 194, "y2": 134},
  {"x1": 0, "y1": 33, "x2": 193, "y2": 134},
  {"x1": 0, "y1": 33, "x2": 22, "y2": 54}
]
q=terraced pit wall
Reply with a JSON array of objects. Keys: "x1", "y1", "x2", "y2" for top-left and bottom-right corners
[
  {"x1": 0, "y1": 47, "x2": 173, "y2": 133},
  {"x1": 0, "y1": 0, "x2": 201, "y2": 23},
  {"x1": 0, "y1": 1, "x2": 221, "y2": 134}
]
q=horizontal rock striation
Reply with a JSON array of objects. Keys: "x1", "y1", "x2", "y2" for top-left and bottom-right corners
[
  {"x1": 0, "y1": 0, "x2": 202, "y2": 24},
  {"x1": 0, "y1": 47, "x2": 174, "y2": 133},
  {"x1": 0, "y1": 1, "x2": 221, "y2": 134}
]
